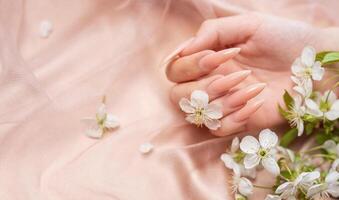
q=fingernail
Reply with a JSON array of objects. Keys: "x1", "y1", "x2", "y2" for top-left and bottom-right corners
[
  {"x1": 226, "y1": 83, "x2": 266, "y2": 107},
  {"x1": 233, "y1": 99, "x2": 265, "y2": 122},
  {"x1": 207, "y1": 70, "x2": 251, "y2": 94},
  {"x1": 161, "y1": 37, "x2": 195, "y2": 68},
  {"x1": 199, "y1": 48, "x2": 241, "y2": 71}
]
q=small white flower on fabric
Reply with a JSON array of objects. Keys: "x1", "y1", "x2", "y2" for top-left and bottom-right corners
[
  {"x1": 231, "y1": 170, "x2": 253, "y2": 197},
  {"x1": 179, "y1": 90, "x2": 222, "y2": 130},
  {"x1": 139, "y1": 142, "x2": 154, "y2": 154},
  {"x1": 286, "y1": 95, "x2": 306, "y2": 136},
  {"x1": 307, "y1": 171, "x2": 339, "y2": 199},
  {"x1": 264, "y1": 194, "x2": 281, "y2": 200},
  {"x1": 291, "y1": 76, "x2": 313, "y2": 98},
  {"x1": 306, "y1": 90, "x2": 339, "y2": 121},
  {"x1": 291, "y1": 46, "x2": 325, "y2": 81},
  {"x1": 82, "y1": 102, "x2": 119, "y2": 139},
  {"x1": 240, "y1": 129, "x2": 280, "y2": 176},
  {"x1": 39, "y1": 20, "x2": 53, "y2": 38},
  {"x1": 276, "y1": 171, "x2": 320, "y2": 199}
]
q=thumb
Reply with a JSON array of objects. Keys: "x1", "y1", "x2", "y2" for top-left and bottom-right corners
[{"x1": 181, "y1": 14, "x2": 262, "y2": 56}]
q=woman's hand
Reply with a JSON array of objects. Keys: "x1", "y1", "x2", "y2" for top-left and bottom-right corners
[{"x1": 166, "y1": 13, "x2": 327, "y2": 136}]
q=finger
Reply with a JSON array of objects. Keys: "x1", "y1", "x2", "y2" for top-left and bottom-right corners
[
  {"x1": 181, "y1": 14, "x2": 262, "y2": 56},
  {"x1": 170, "y1": 70, "x2": 251, "y2": 104},
  {"x1": 211, "y1": 99, "x2": 264, "y2": 137},
  {"x1": 211, "y1": 82, "x2": 266, "y2": 116},
  {"x1": 166, "y1": 48, "x2": 240, "y2": 83}
]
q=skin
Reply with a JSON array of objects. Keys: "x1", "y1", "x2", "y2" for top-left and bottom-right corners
[{"x1": 166, "y1": 13, "x2": 339, "y2": 136}]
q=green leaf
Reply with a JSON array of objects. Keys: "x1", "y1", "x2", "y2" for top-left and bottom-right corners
[
  {"x1": 316, "y1": 51, "x2": 339, "y2": 65},
  {"x1": 305, "y1": 123, "x2": 314, "y2": 135},
  {"x1": 283, "y1": 90, "x2": 294, "y2": 110},
  {"x1": 315, "y1": 131, "x2": 332, "y2": 145},
  {"x1": 278, "y1": 104, "x2": 289, "y2": 119},
  {"x1": 280, "y1": 128, "x2": 298, "y2": 147}
]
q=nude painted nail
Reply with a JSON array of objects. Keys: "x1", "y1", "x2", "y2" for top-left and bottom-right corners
[
  {"x1": 207, "y1": 70, "x2": 251, "y2": 94},
  {"x1": 226, "y1": 83, "x2": 266, "y2": 107},
  {"x1": 161, "y1": 37, "x2": 195, "y2": 67},
  {"x1": 199, "y1": 48, "x2": 241, "y2": 71},
  {"x1": 233, "y1": 99, "x2": 265, "y2": 122}
]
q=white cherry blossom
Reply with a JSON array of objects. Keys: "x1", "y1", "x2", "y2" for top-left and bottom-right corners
[
  {"x1": 82, "y1": 103, "x2": 119, "y2": 138},
  {"x1": 231, "y1": 170, "x2": 253, "y2": 197},
  {"x1": 240, "y1": 129, "x2": 280, "y2": 176},
  {"x1": 286, "y1": 95, "x2": 306, "y2": 136},
  {"x1": 291, "y1": 76, "x2": 313, "y2": 98},
  {"x1": 306, "y1": 90, "x2": 339, "y2": 121},
  {"x1": 275, "y1": 171, "x2": 320, "y2": 199},
  {"x1": 291, "y1": 46, "x2": 324, "y2": 81},
  {"x1": 179, "y1": 90, "x2": 222, "y2": 130},
  {"x1": 307, "y1": 171, "x2": 339, "y2": 199}
]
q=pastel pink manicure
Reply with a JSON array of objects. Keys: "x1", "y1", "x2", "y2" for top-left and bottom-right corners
[
  {"x1": 207, "y1": 70, "x2": 251, "y2": 95},
  {"x1": 199, "y1": 48, "x2": 241, "y2": 71},
  {"x1": 161, "y1": 37, "x2": 195, "y2": 67},
  {"x1": 233, "y1": 99, "x2": 265, "y2": 122},
  {"x1": 225, "y1": 83, "x2": 266, "y2": 107}
]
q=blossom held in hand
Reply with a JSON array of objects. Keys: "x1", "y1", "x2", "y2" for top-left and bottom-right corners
[
  {"x1": 240, "y1": 129, "x2": 280, "y2": 176},
  {"x1": 179, "y1": 90, "x2": 222, "y2": 130},
  {"x1": 305, "y1": 90, "x2": 339, "y2": 121},
  {"x1": 291, "y1": 46, "x2": 324, "y2": 81},
  {"x1": 82, "y1": 103, "x2": 119, "y2": 138}
]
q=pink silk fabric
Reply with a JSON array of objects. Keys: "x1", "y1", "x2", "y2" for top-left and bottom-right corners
[{"x1": 1, "y1": 0, "x2": 339, "y2": 199}]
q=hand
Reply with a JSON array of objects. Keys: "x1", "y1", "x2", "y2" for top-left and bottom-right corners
[{"x1": 166, "y1": 13, "x2": 325, "y2": 136}]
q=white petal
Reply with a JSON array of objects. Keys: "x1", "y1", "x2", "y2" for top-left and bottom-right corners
[
  {"x1": 301, "y1": 46, "x2": 316, "y2": 67},
  {"x1": 311, "y1": 61, "x2": 324, "y2": 81},
  {"x1": 179, "y1": 98, "x2": 195, "y2": 113},
  {"x1": 203, "y1": 118, "x2": 221, "y2": 130},
  {"x1": 185, "y1": 114, "x2": 195, "y2": 124},
  {"x1": 243, "y1": 154, "x2": 260, "y2": 169},
  {"x1": 323, "y1": 140, "x2": 337, "y2": 153},
  {"x1": 104, "y1": 114, "x2": 119, "y2": 128},
  {"x1": 231, "y1": 137, "x2": 240, "y2": 153},
  {"x1": 191, "y1": 90, "x2": 209, "y2": 107},
  {"x1": 299, "y1": 171, "x2": 320, "y2": 183},
  {"x1": 323, "y1": 90, "x2": 337, "y2": 104},
  {"x1": 305, "y1": 99, "x2": 322, "y2": 117},
  {"x1": 241, "y1": 166, "x2": 257, "y2": 179},
  {"x1": 86, "y1": 127, "x2": 103, "y2": 139},
  {"x1": 96, "y1": 103, "x2": 107, "y2": 120},
  {"x1": 238, "y1": 177, "x2": 253, "y2": 197},
  {"x1": 325, "y1": 110, "x2": 339, "y2": 121},
  {"x1": 139, "y1": 142, "x2": 154, "y2": 154},
  {"x1": 325, "y1": 171, "x2": 339, "y2": 183},
  {"x1": 291, "y1": 58, "x2": 303, "y2": 76},
  {"x1": 205, "y1": 104, "x2": 222, "y2": 119},
  {"x1": 220, "y1": 154, "x2": 236, "y2": 170},
  {"x1": 275, "y1": 182, "x2": 293, "y2": 194},
  {"x1": 328, "y1": 182, "x2": 339, "y2": 197},
  {"x1": 331, "y1": 159, "x2": 339, "y2": 172},
  {"x1": 306, "y1": 184, "x2": 325, "y2": 198},
  {"x1": 240, "y1": 136, "x2": 260, "y2": 154},
  {"x1": 262, "y1": 156, "x2": 280, "y2": 176},
  {"x1": 265, "y1": 195, "x2": 281, "y2": 200},
  {"x1": 297, "y1": 119, "x2": 304, "y2": 136},
  {"x1": 259, "y1": 129, "x2": 278, "y2": 149},
  {"x1": 331, "y1": 99, "x2": 339, "y2": 110}
]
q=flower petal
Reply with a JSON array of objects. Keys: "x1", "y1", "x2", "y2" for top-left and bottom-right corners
[
  {"x1": 204, "y1": 118, "x2": 221, "y2": 130},
  {"x1": 298, "y1": 171, "x2": 320, "y2": 184},
  {"x1": 306, "y1": 184, "x2": 325, "y2": 198},
  {"x1": 331, "y1": 99, "x2": 339, "y2": 110},
  {"x1": 262, "y1": 156, "x2": 280, "y2": 176},
  {"x1": 259, "y1": 129, "x2": 278, "y2": 149},
  {"x1": 240, "y1": 136, "x2": 260, "y2": 154},
  {"x1": 328, "y1": 182, "x2": 339, "y2": 197},
  {"x1": 323, "y1": 90, "x2": 337, "y2": 104},
  {"x1": 238, "y1": 177, "x2": 253, "y2": 197},
  {"x1": 104, "y1": 114, "x2": 119, "y2": 128},
  {"x1": 323, "y1": 140, "x2": 337, "y2": 154},
  {"x1": 231, "y1": 137, "x2": 240, "y2": 153},
  {"x1": 139, "y1": 142, "x2": 154, "y2": 154},
  {"x1": 220, "y1": 153, "x2": 236, "y2": 170},
  {"x1": 311, "y1": 61, "x2": 324, "y2": 81},
  {"x1": 185, "y1": 114, "x2": 195, "y2": 124},
  {"x1": 291, "y1": 58, "x2": 303, "y2": 76},
  {"x1": 325, "y1": 171, "x2": 339, "y2": 183},
  {"x1": 86, "y1": 127, "x2": 103, "y2": 139},
  {"x1": 179, "y1": 98, "x2": 195, "y2": 113},
  {"x1": 297, "y1": 118, "x2": 304, "y2": 136},
  {"x1": 301, "y1": 46, "x2": 316, "y2": 67},
  {"x1": 191, "y1": 90, "x2": 209, "y2": 107},
  {"x1": 96, "y1": 103, "x2": 107, "y2": 120},
  {"x1": 275, "y1": 182, "x2": 293, "y2": 194},
  {"x1": 205, "y1": 104, "x2": 223, "y2": 119},
  {"x1": 305, "y1": 99, "x2": 322, "y2": 117},
  {"x1": 265, "y1": 195, "x2": 281, "y2": 200},
  {"x1": 243, "y1": 154, "x2": 260, "y2": 169},
  {"x1": 325, "y1": 110, "x2": 339, "y2": 121}
]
